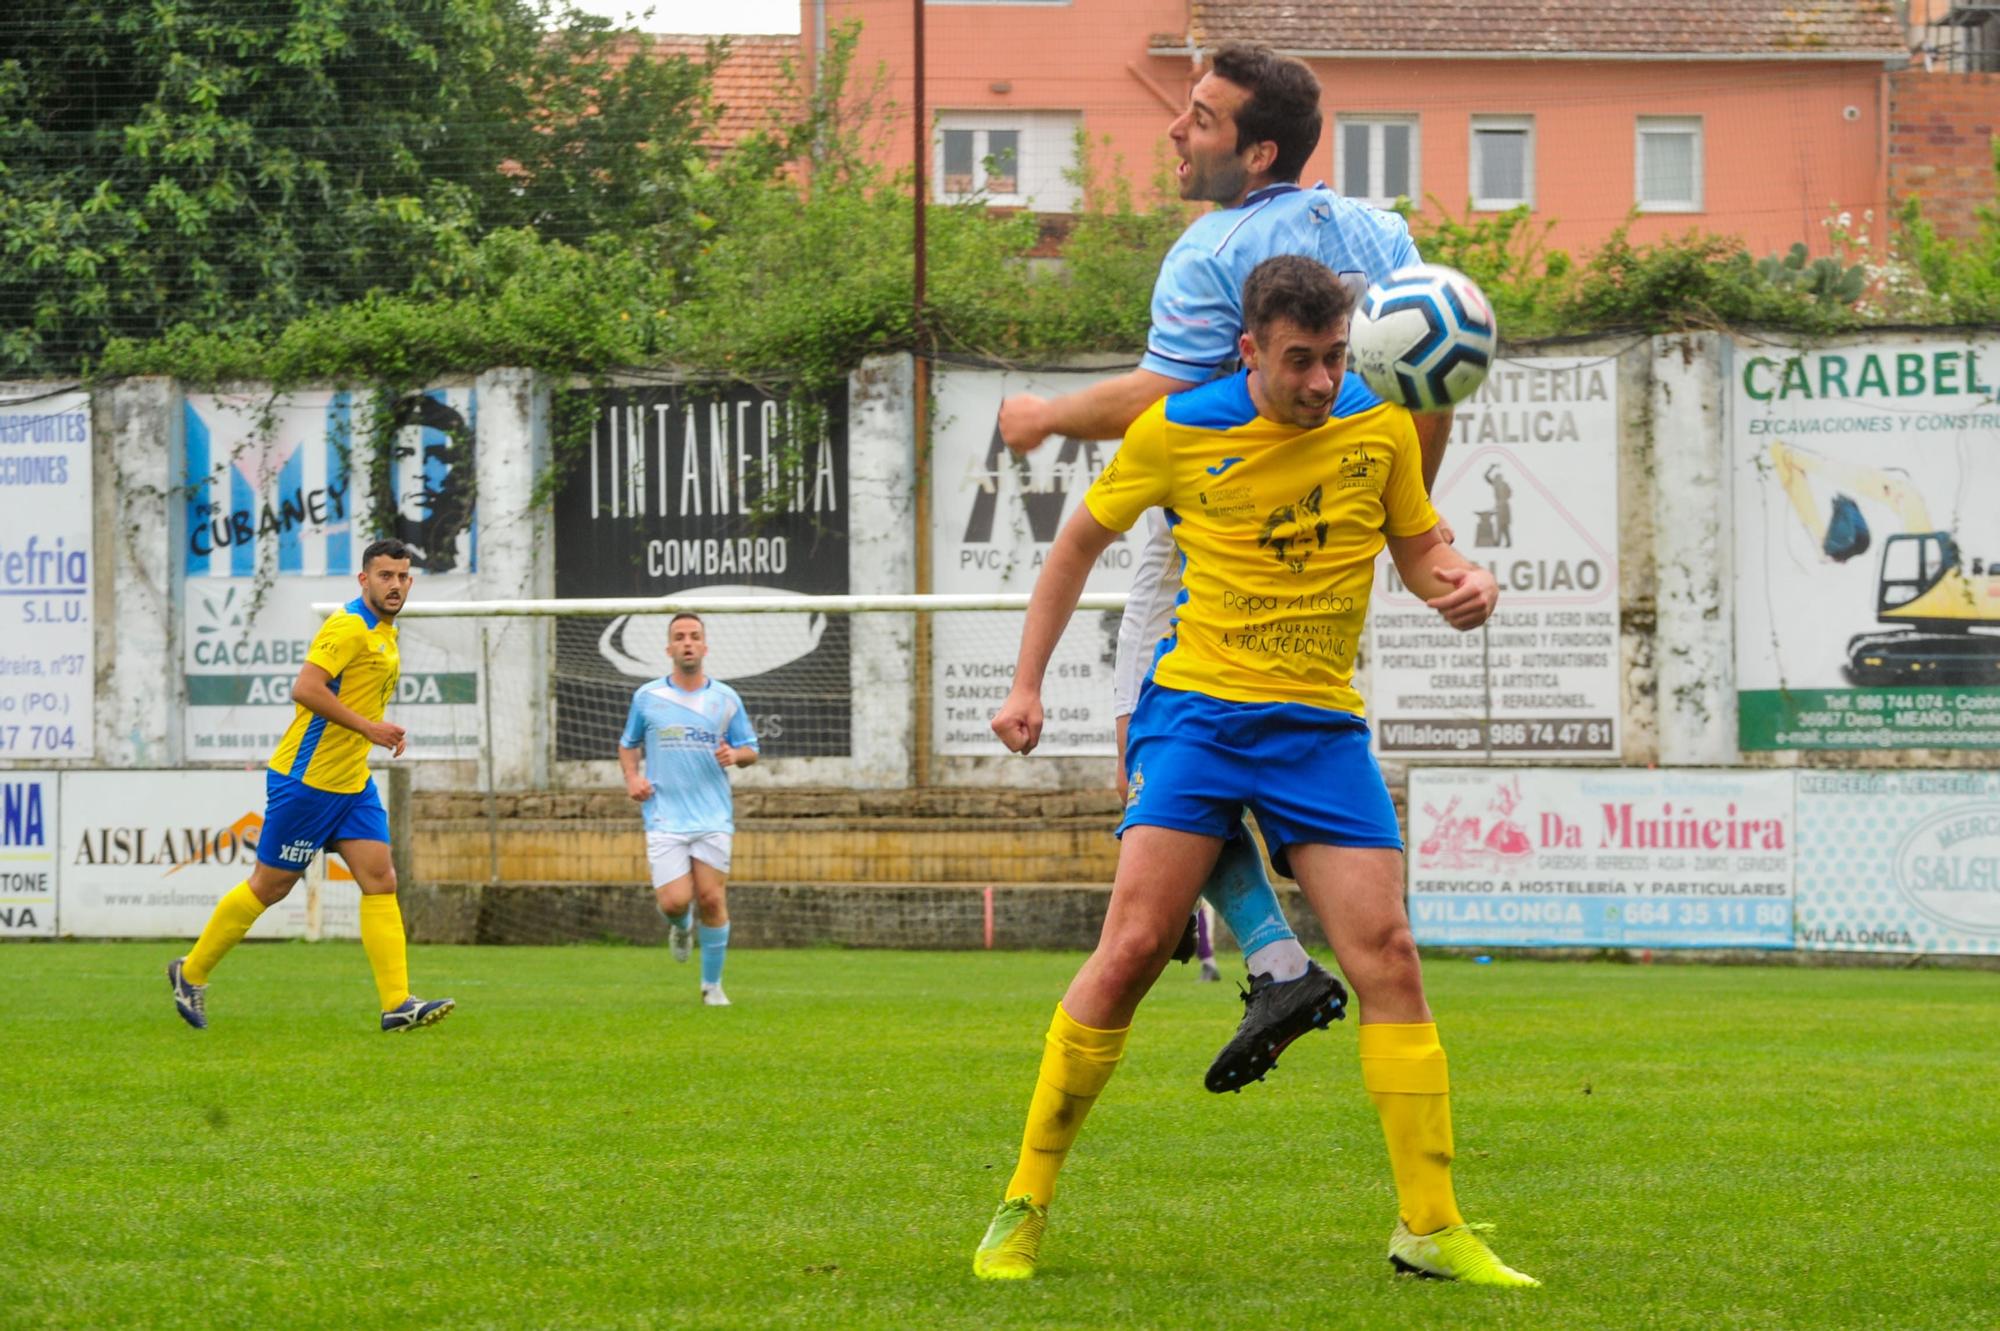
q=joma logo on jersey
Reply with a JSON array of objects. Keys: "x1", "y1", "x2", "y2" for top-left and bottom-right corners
[
  {"x1": 1257, "y1": 485, "x2": 1329, "y2": 574},
  {"x1": 1205, "y1": 457, "x2": 1244, "y2": 477}
]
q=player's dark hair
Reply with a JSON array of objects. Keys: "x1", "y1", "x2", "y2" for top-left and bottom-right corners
[
  {"x1": 1242, "y1": 255, "x2": 1356, "y2": 339},
  {"x1": 360, "y1": 537, "x2": 415, "y2": 569},
  {"x1": 669, "y1": 612, "x2": 705, "y2": 632},
  {"x1": 1207, "y1": 43, "x2": 1322, "y2": 184}
]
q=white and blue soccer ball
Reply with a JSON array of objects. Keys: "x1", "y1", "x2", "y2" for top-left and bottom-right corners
[{"x1": 1349, "y1": 264, "x2": 1498, "y2": 412}]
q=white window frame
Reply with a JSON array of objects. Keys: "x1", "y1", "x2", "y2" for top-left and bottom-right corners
[
  {"x1": 1335, "y1": 115, "x2": 1420, "y2": 207},
  {"x1": 1469, "y1": 115, "x2": 1535, "y2": 211},
  {"x1": 936, "y1": 125, "x2": 1023, "y2": 205},
  {"x1": 932, "y1": 111, "x2": 1081, "y2": 211},
  {"x1": 1635, "y1": 115, "x2": 1704, "y2": 214}
]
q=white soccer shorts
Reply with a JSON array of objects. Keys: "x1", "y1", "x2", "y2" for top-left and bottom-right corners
[{"x1": 646, "y1": 831, "x2": 733, "y2": 886}]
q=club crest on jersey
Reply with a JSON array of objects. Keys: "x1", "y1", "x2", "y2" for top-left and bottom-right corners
[
  {"x1": 1257, "y1": 484, "x2": 1329, "y2": 574},
  {"x1": 1337, "y1": 444, "x2": 1381, "y2": 490}
]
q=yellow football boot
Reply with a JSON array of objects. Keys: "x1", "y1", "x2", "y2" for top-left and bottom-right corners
[
  {"x1": 972, "y1": 1194, "x2": 1047, "y2": 1281},
  {"x1": 1388, "y1": 1219, "x2": 1540, "y2": 1287}
]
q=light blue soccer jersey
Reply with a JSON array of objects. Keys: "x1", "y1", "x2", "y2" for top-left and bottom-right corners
[
  {"x1": 1141, "y1": 182, "x2": 1421, "y2": 383},
  {"x1": 619, "y1": 677, "x2": 760, "y2": 835}
]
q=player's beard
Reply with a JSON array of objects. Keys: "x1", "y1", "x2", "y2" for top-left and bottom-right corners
[{"x1": 1180, "y1": 152, "x2": 1250, "y2": 206}]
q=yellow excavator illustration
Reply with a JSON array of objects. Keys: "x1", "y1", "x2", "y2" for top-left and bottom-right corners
[{"x1": 1767, "y1": 439, "x2": 2000, "y2": 685}]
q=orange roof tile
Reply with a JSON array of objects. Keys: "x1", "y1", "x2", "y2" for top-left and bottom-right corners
[
  {"x1": 610, "y1": 33, "x2": 802, "y2": 153},
  {"x1": 1170, "y1": 1, "x2": 1907, "y2": 58}
]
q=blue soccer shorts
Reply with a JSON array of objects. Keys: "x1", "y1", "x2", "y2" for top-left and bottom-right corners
[
  {"x1": 1119, "y1": 684, "x2": 1402, "y2": 876},
  {"x1": 258, "y1": 770, "x2": 392, "y2": 870}
]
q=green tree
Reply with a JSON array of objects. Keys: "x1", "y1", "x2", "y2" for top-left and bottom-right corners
[{"x1": 0, "y1": 0, "x2": 716, "y2": 374}]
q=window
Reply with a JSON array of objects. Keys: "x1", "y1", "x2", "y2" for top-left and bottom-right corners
[
  {"x1": 934, "y1": 111, "x2": 1079, "y2": 210},
  {"x1": 1470, "y1": 116, "x2": 1534, "y2": 210},
  {"x1": 1636, "y1": 116, "x2": 1703, "y2": 212},
  {"x1": 1336, "y1": 116, "x2": 1418, "y2": 206}
]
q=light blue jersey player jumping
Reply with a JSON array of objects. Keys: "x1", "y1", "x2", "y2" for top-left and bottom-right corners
[
  {"x1": 996, "y1": 42, "x2": 1457, "y2": 1095},
  {"x1": 618, "y1": 612, "x2": 760, "y2": 1006}
]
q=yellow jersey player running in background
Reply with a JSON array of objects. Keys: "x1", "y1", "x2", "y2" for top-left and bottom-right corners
[
  {"x1": 975, "y1": 256, "x2": 1536, "y2": 1287},
  {"x1": 168, "y1": 538, "x2": 454, "y2": 1033}
]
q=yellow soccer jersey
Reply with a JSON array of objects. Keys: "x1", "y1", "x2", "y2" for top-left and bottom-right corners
[
  {"x1": 267, "y1": 596, "x2": 400, "y2": 792},
  {"x1": 1084, "y1": 369, "x2": 1437, "y2": 715}
]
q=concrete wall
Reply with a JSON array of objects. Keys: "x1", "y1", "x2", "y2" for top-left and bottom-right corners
[{"x1": 12, "y1": 335, "x2": 1999, "y2": 806}]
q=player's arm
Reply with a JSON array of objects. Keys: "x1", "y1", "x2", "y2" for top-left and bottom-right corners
[
  {"x1": 715, "y1": 695, "x2": 761, "y2": 769},
  {"x1": 618, "y1": 694, "x2": 652, "y2": 800},
  {"x1": 1000, "y1": 244, "x2": 1234, "y2": 453},
  {"x1": 1386, "y1": 527, "x2": 1498, "y2": 631},
  {"x1": 290, "y1": 663, "x2": 406, "y2": 757},
  {"x1": 1413, "y1": 408, "x2": 1455, "y2": 493},
  {"x1": 1412, "y1": 408, "x2": 1457, "y2": 543},
  {"x1": 618, "y1": 744, "x2": 652, "y2": 801},
  {"x1": 999, "y1": 368, "x2": 1189, "y2": 453},
  {"x1": 991, "y1": 505, "x2": 1124, "y2": 754}
]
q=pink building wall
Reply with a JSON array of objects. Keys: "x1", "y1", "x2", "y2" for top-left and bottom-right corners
[{"x1": 807, "y1": 1, "x2": 1893, "y2": 261}]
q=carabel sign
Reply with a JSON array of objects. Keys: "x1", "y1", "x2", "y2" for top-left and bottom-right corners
[{"x1": 1731, "y1": 335, "x2": 2000, "y2": 750}]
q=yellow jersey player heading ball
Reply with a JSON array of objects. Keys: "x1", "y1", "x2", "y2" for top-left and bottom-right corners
[
  {"x1": 167, "y1": 537, "x2": 454, "y2": 1033},
  {"x1": 974, "y1": 255, "x2": 1537, "y2": 1288}
]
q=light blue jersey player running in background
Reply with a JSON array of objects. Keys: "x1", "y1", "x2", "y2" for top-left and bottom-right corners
[
  {"x1": 619, "y1": 612, "x2": 760, "y2": 1006},
  {"x1": 1000, "y1": 42, "x2": 1458, "y2": 1092}
]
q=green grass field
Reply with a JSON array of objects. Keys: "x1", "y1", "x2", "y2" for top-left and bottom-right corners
[{"x1": 5, "y1": 943, "x2": 1995, "y2": 1330}]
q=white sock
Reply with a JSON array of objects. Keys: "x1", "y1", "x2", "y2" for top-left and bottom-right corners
[{"x1": 1245, "y1": 938, "x2": 1310, "y2": 982}]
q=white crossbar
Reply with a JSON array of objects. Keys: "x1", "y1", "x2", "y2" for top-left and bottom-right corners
[{"x1": 312, "y1": 592, "x2": 1132, "y2": 618}]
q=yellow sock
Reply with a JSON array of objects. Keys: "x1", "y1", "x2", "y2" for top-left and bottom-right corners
[
  {"x1": 183, "y1": 882, "x2": 267, "y2": 985},
  {"x1": 1360, "y1": 1022, "x2": 1464, "y2": 1235},
  {"x1": 1003, "y1": 1002, "x2": 1129, "y2": 1208},
  {"x1": 359, "y1": 894, "x2": 411, "y2": 1012}
]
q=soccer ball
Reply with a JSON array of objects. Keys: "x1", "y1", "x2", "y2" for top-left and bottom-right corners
[{"x1": 1348, "y1": 264, "x2": 1498, "y2": 412}]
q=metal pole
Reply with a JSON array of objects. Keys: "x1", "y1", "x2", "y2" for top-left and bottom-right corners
[
  {"x1": 912, "y1": 0, "x2": 926, "y2": 331},
  {"x1": 480, "y1": 623, "x2": 500, "y2": 887},
  {"x1": 913, "y1": 355, "x2": 932, "y2": 788},
  {"x1": 1481, "y1": 624, "x2": 1494, "y2": 763}
]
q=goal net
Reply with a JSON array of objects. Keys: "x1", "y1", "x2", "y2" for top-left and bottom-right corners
[
  {"x1": 366, "y1": 592, "x2": 1138, "y2": 948},
  {"x1": 385, "y1": 591, "x2": 1131, "y2": 768}
]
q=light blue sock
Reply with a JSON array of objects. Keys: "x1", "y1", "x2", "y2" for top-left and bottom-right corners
[
  {"x1": 1200, "y1": 826, "x2": 1296, "y2": 958},
  {"x1": 699, "y1": 921, "x2": 730, "y2": 987}
]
